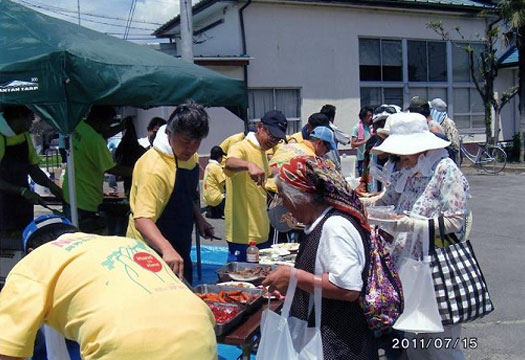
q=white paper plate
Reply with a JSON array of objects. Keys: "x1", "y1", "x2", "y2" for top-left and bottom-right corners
[
  {"x1": 271, "y1": 243, "x2": 300, "y2": 252},
  {"x1": 228, "y1": 273, "x2": 260, "y2": 282},
  {"x1": 216, "y1": 281, "x2": 256, "y2": 289},
  {"x1": 259, "y1": 248, "x2": 291, "y2": 256}
]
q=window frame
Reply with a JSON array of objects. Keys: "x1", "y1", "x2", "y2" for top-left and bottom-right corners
[
  {"x1": 358, "y1": 36, "x2": 486, "y2": 131},
  {"x1": 247, "y1": 87, "x2": 302, "y2": 135}
]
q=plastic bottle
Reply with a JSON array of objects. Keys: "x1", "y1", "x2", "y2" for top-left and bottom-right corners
[{"x1": 246, "y1": 241, "x2": 259, "y2": 263}]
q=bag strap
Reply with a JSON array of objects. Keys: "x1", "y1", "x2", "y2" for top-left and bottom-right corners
[
  {"x1": 428, "y1": 218, "x2": 436, "y2": 256},
  {"x1": 438, "y1": 215, "x2": 459, "y2": 245},
  {"x1": 281, "y1": 268, "x2": 298, "y2": 319},
  {"x1": 313, "y1": 275, "x2": 322, "y2": 330}
]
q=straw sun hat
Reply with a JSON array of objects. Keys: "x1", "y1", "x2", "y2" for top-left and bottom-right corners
[{"x1": 371, "y1": 112, "x2": 450, "y2": 155}]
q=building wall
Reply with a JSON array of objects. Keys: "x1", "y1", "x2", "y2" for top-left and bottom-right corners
[
  {"x1": 177, "y1": 3, "x2": 244, "y2": 57},
  {"x1": 495, "y1": 68, "x2": 520, "y2": 141},
  {"x1": 241, "y1": 2, "x2": 489, "y2": 137}
]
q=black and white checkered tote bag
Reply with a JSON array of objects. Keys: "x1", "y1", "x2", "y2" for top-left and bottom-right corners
[{"x1": 429, "y1": 218, "x2": 494, "y2": 325}]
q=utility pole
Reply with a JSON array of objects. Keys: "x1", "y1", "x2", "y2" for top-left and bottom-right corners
[
  {"x1": 77, "y1": 0, "x2": 81, "y2": 25},
  {"x1": 179, "y1": 0, "x2": 193, "y2": 63}
]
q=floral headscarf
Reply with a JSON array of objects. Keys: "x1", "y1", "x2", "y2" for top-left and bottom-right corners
[{"x1": 279, "y1": 156, "x2": 370, "y2": 231}]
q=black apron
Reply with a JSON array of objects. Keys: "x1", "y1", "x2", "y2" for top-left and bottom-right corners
[
  {"x1": 155, "y1": 157, "x2": 199, "y2": 284},
  {"x1": 0, "y1": 135, "x2": 33, "y2": 231},
  {"x1": 291, "y1": 209, "x2": 377, "y2": 360}
]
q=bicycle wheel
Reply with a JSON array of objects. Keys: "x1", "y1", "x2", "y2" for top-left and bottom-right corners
[{"x1": 479, "y1": 146, "x2": 507, "y2": 174}]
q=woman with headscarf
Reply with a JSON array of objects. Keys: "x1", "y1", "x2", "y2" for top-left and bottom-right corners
[
  {"x1": 263, "y1": 156, "x2": 378, "y2": 360},
  {"x1": 371, "y1": 112, "x2": 470, "y2": 360}
]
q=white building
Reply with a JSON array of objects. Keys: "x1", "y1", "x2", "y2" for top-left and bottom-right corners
[{"x1": 143, "y1": 0, "x2": 520, "y2": 154}]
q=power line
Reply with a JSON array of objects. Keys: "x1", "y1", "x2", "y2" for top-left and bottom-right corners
[
  {"x1": 124, "y1": 0, "x2": 138, "y2": 40},
  {"x1": 15, "y1": 0, "x2": 163, "y2": 25},
  {"x1": 14, "y1": 2, "x2": 156, "y2": 31}
]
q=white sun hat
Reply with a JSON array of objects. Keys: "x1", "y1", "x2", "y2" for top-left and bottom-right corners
[{"x1": 371, "y1": 112, "x2": 450, "y2": 155}]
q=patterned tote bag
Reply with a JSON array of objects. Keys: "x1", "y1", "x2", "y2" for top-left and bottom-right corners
[{"x1": 429, "y1": 217, "x2": 495, "y2": 325}]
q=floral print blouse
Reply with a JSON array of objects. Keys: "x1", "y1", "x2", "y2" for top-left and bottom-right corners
[{"x1": 378, "y1": 157, "x2": 470, "y2": 260}]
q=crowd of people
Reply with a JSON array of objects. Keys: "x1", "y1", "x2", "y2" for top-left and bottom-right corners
[{"x1": 0, "y1": 96, "x2": 470, "y2": 359}]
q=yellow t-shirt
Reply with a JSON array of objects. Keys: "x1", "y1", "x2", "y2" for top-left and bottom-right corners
[
  {"x1": 265, "y1": 140, "x2": 316, "y2": 193},
  {"x1": 0, "y1": 233, "x2": 217, "y2": 360},
  {"x1": 126, "y1": 148, "x2": 199, "y2": 242},
  {"x1": 203, "y1": 160, "x2": 225, "y2": 207},
  {"x1": 286, "y1": 131, "x2": 304, "y2": 143},
  {"x1": 63, "y1": 121, "x2": 116, "y2": 212},
  {"x1": 224, "y1": 135, "x2": 270, "y2": 244},
  {"x1": 0, "y1": 132, "x2": 40, "y2": 165},
  {"x1": 219, "y1": 132, "x2": 245, "y2": 155}
]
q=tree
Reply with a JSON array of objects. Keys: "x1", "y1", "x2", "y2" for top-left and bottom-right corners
[{"x1": 428, "y1": 19, "x2": 518, "y2": 145}]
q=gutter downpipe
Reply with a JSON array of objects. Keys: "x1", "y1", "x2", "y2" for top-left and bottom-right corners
[{"x1": 239, "y1": 0, "x2": 252, "y2": 132}]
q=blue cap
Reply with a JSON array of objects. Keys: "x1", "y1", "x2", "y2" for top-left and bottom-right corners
[
  {"x1": 310, "y1": 126, "x2": 337, "y2": 151},
  {"x1": 23, "y1": 214, "x2": 73, "y2": 252}
]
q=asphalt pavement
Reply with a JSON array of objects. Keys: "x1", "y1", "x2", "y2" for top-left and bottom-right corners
[
  {"x1": 460, "y1": 171, "x2": 525, "y2": 360},
  {"x1": 35, "y1": 167, "x2": 525, "y2": 358}
]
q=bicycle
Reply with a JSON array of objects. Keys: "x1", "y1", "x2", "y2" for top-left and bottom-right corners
[{"x1": 459, "y1": 135, "x2": 507, "y2": 174}]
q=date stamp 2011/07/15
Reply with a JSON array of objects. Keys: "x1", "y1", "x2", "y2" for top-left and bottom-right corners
[{"x1": 392, "y1": 337, "x2": 478, "y2": 350}]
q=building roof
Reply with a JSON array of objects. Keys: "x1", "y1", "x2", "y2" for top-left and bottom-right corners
[
  {"x1": 498, "y1": 46, "x2": 518, "y2": 68},
  {"x1": 154, "y1": 0, "x2": 495, "y2": 37}
]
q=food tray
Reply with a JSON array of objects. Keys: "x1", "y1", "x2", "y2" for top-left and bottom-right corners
[
  {"x1": 206, "y1": 302, "x2": 245, "y2": 336},
  {"x1": 194, "y1": 284, "x2": 265, "y2": 315},
  {"x1": 215, "y1": 262, "x2": 276, "y2": 285}
]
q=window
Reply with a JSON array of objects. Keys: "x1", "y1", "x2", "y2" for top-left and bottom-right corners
[
  {"x1": 452, "y1": 42, "x2": 484, "y2": 82},
  {"x1": 360, "y1": 87, "x2": 403, "y2": 108},
  {"x1": 359, "y1": 39, "x2": 402, "y2": 81},
  {"x1": 359, "y1": 37, "x2": 486, "y2": 131},
  {"x1": 407, "y1": 41, "x2": 446, "y2": 82},
  {"x1": 453, "y1": 88, "x2": 484, "y2": 129},
  {"x1": 408, "y1": 88, "x2": 447, "y2": 104},
  {"x1": 248, "y1": 88, "x2": 301, "y2": 134}
]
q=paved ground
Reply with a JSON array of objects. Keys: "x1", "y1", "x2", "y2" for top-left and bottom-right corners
[
  {"x1": 460, "y1": 171, "x2": 525, "y2": 360},
  {"x1": 35, "y1": 166, "x2": 525, "y2": 358}
]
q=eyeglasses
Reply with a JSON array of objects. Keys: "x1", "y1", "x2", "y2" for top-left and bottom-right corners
[{"x1": 264, "y1": 126, "x2": 283, "y2": 144}]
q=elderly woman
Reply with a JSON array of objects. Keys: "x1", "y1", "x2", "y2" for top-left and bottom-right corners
[
  {"x1": 263, "y1": 156, "x2": 378, "y2": 360},
  {"x1": 371, "y1": 112, "x2": 470, "y2": 360}
]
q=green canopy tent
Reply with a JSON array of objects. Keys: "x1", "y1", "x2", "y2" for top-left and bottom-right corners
[
  {"x1": 0, "y1": 0, "x2": 247, "y2": 278},
  {"x1": 0, "y1": 0, "x2": 246, "y2": 221}
]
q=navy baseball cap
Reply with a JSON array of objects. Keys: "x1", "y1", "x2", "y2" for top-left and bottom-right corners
[
  {"x1": 261, "y1": 110, "x2": 288, "y2": 140},
  {"x1": 310, "y1": 126, "x2": 337, "y2": 151},
  {"x1": 23, "y1": 214, "x2": 73, "y2": 252}
]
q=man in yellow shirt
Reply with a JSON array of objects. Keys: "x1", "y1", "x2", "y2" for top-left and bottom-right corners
[
  {"x1": 0, "y1": 215, "x2": 217, "y2": 360},
  {"x1": 63, "y1": 105, "x2": 131, "y2": 232},
  {"x1": 224, "y1": 110, "x2": 287, "y2": 261},
  {"x1": 127, "y1": 102, "x2": 215, "y2": 283},
  {"x1": 0, "y1": 105, "x2": 62, "y2": 231},
  {"x1": 203, "y1": 146, "x2": 226, "y2": 219},
  {"x1": 220, "y1": 132, "x2": 245, "y2": 155}
]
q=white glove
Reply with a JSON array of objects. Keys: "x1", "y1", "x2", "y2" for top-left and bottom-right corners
[{"x1": 394, "y1": 216, "x2": 429, "y2": 233}]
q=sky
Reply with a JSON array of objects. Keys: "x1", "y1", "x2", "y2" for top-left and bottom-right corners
[{"x1": 11, "y1": 0, "x2": 183, "y2": 42}]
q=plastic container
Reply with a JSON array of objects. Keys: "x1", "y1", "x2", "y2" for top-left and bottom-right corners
[
  {"x1": 246, "y1": 241, "x2": 259, "y2": 263},
  {"x1": 366, "y1": 205, "x2": 397, "y2": 221}
]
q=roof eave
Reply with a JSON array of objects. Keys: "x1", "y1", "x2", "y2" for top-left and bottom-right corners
[{"x1": 154, "y1": 0, "x2": 496, "y2": 37}]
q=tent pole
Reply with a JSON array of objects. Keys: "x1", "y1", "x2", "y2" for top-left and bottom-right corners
[{"x1": 65, "y1": 136, "x2": 79, "y2": 226}]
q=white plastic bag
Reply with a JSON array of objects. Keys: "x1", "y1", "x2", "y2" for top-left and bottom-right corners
[
  {"x1": 256, "y1": 268, "x2": 323, "y2": 360},
  {"x1": 43, "y1": 325, "x2": 71, "y2": 360},
  {"x1": 393, "y1": 220, "x2": 444, "y2": 333}
]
